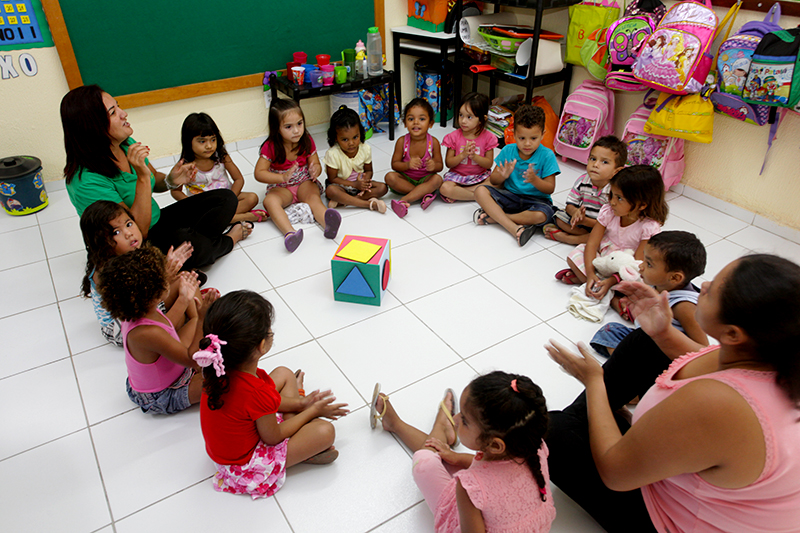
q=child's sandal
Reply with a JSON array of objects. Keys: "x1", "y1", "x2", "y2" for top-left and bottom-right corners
[
  {"x1": 440, "y1": 195, "x2": 456, "y2": 204},
  {"x1": 421, "y1": 192, "x2": 438, "y2": 210},
  {"x1": 473, "y1": 208, "x2": 488, "y2": 225},
  {"x1": 250, "y1": 209, "x2": 268, "y2": 222},
  {"x1": 323, "y1": 208, "x2": 342, "y2": 239},
  {"x1": 368, "y1": 198, "x2": 387, "y2": 214},
  {"x1": 391, "y1": 200, "x2": 408, "y2": 218},
  {"x1": 516, "y1": 225, "x2": 536, "y2": 247},
  {"x1": 284, "y1": 229, "x2": 304, "y2": 252},
  {"x1": 369, "y1": 382, "x2": 388, "y2": 429},
  {"x1": 555, "y1": 268, "x2": 580, "y2": 285},
  {"x1": 543, "y1": 223, "x2": 562, "y2": 241}
]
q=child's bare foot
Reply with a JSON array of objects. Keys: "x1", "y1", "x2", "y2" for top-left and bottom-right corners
[
  {"x1": 435, "y1": 389, "x2": 458, "y2": 447},
  {"x1": 303, "y1": 445, "x2": 339, "y2": 464}
]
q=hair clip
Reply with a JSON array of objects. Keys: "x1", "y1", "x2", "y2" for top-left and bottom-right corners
[
  {"x1": 192, "y1": 333, "x2": 227, "y2": 377},
  {"x1": 510, "y1": 379, "x2": 519, "y2": 392}
]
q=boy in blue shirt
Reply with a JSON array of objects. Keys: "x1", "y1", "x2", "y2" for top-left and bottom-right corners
[{"x1": 474, "y1": 105, "x2": 560, "y2": 247}]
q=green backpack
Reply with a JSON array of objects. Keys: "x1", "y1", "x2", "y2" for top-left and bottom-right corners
[
  {"x1": 742, "y1": 27, "x2": 800, "y2": 109},
  {"x1": 580, "y1": 27, "x2": 611, "y2": 80}
]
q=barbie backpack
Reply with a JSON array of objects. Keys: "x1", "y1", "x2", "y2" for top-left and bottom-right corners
[
  {"x1": 621, "y1": 93, "x2": 684, "y2": 189},
  {"x1": 632, "y1": 0, "x2": 723, "y2": 95},
  {"x1": 605, "y1": 15, "x2": 657, "y2": 91},
  {"x1": 710, "y1": 3, "x2": 781, "y2": 125},
  {"x1": 554, "y1": 79, "x2": 616, "y2": 165}
]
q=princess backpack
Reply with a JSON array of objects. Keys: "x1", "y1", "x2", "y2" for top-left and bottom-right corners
[
  {"x1": 632, "y1": 0, "x2": 728, "y2": 94},
  {"x1": 554, "y1": 79, "x2": 616, "y2": 164},
  {"x1": 621, "y1": 93, "x2": 684, "y2": 189}
]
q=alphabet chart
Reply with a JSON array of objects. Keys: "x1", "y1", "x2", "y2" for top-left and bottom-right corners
[{"x1": 0, "y1": 1, "x2": 46, "y2": 48}]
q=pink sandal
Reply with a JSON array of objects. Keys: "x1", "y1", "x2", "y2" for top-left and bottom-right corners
[
  {"x1": 421, "y1": 192, "x2": 438, "y2": 210},
  {"x1": 555, "y1": 268, "x2": 580, "y2": 285},
  {"x1": 391, "y1": 199, "x2": 408, "y2": 218}
]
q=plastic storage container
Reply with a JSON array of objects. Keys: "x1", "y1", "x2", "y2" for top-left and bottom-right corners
[
  {"x1": 414, "y1": 59, "x2": 453, "y2": 122},
  {"x1": 367, "y1": 27, "x2": 383, "y2": 76},
  {"x1": 0, "y1": 155, "x2": 47, "y2": 215}
]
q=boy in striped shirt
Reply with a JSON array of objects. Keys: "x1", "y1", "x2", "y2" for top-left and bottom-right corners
[{"x1": 544, "y1": 136, "x2": 627, "y2": 245}]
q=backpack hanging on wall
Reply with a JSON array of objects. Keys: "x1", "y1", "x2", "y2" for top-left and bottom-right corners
[
  {"x1": 632, "y1": 0, "x2": 738, "y2": 95},
  {"x1": 621, "y1": 92, "x2": 684, "y2": 189},
  {"x1": 624, "y1": 0, "x2": 667, "y2": 24},
  {"x1": 605, "y1": 15, "x2": 657, "y2": 91},
  {"x1": 554, "y1": 79, "x2": 616, "y2": 164},
  {"x1": 710, "y1": 3, "x2": 781, "y2": 125},
  {"x1": 742, "y1": 27, "x2": 800, "y2": 109}
]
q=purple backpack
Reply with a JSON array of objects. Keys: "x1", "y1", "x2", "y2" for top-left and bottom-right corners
[
  {"x1": 605, "y1": 15, "x2": 657, "y2": 91},
  {"x1": 711, "y1": 3, "x2": 782, "y2": 125}
]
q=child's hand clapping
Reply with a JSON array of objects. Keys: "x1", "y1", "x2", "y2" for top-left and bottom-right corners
[
  {"x1": 409, "y1": 156, "x2": 423, "y2": 170},
  {"x1": 464, "y1": 140, "x2": 477, "y2": 159},
  {"x1": 496, "y1": 159, "x2": 517, "y2": 180},
  {"x1": 168, "y1": 159, "x2": 197, "y2": 187},
  {"x1": 309, "y1": 159, "x2": 322, "y2": 179},
  {"x1": 571, "y1": 206, "x2": 586, "y2": 229},
  {"x1": 306, "y1": 389, "x2": 349, "y2": 420},
  {"x1": 354, "y1": 172, "x2": 371, "y2": 192},
  {"x1": 523, "y1": 165, "x2": 539, "y2": 184},
  {"x1": 285, "y1": 162, "x2": 299, "y2": 182},
  {"x1": 165, "y1": 242, "x2": 193, "y2": 281},
  {"x1": 425, "y1": 157, "x2": 436, "y2": 172}
]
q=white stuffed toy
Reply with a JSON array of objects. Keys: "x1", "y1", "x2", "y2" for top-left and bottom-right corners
[{"x1": 592, "y1": 249, "x2": 642, "y2": 283}]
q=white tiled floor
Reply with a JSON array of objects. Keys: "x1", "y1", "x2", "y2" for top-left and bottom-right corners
[{"x1": 3, "y1": 122, "x2": 800, "y2": 533}]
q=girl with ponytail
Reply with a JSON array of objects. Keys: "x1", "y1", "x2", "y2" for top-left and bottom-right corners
[
  {"x1": 370, "y1": 371, "x2": 556, "y2": 532},
  {"x1": 195, "y1": 290, "x2": 349, "y2": 499}
]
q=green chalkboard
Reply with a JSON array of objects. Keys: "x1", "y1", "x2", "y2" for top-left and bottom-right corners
[{"x1": 55, "y1": 1, "x2": 375, "y2": 97}]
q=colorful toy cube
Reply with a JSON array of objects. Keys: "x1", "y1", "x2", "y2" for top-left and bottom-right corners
[{"x1": 331, "y1": 235, "x2": 391, "y2": 306}]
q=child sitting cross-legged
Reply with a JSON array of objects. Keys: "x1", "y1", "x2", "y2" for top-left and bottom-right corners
[
  {"x1": 544, "y1": 136, "x2": 627, "y2": 245},
  {"x1": 474, "y1": 105, "x2": 560, "y2": 247},
  {"x1": 590, "y1": 230, "x2": 709, "y2": 357}
]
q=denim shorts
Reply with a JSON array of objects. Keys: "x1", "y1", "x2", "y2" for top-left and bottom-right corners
[
  {"x1": 484, "y1": 186, "x2": 556, "y2": 224},
  {"x1": 590, "y1": 322, "x2": 635, "y2": 357},
  {"x1": 126, "y1": 367, "x2": 194, "y2": 415}
]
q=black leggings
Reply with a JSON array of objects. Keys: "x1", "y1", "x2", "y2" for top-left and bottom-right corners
[
  {"x1": 546, "y1": 328, "x2": 671, "y2": 532},
  {"x1": 147, "y1": 189, "x2": 237, "y2": 270}
]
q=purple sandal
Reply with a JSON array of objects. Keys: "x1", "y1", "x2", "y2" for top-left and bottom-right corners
[
  {"x1": 391, "y1": 200, "x2": 408, "y2": 218},
  {"x1": 284, "y1": 229, "x2": 304, "y2": 253},
  {"x1": 421, "y1": 192, "x2": 438, "y2": 210},
  {"x1": 323, "y1": 208, "x2": 342, "y2": 239}
]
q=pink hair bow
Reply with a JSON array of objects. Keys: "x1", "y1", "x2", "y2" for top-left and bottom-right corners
[{"x1": 192, "y1": 334, "x2": 227, "y2": 377}]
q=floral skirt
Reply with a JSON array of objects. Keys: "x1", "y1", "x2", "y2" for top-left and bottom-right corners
[{"x1": 212, "y1": 413, "x2": 289, "y2": 499}]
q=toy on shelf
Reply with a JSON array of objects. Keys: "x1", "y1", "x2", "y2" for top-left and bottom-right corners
[{"x1": 331, "y1": 235, "x2": 391, "y2": 306}]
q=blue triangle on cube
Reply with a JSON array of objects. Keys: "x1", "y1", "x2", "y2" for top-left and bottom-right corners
[{"x1": 336, "y1": 266, "x2": 375, "y2": 298}]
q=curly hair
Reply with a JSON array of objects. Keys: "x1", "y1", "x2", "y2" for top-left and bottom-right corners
[
  {"x1": 200, "y1": 291, "x2": 274, "y2": 410},
  {"x1": 591, "y1": 135, "x2": 628, "y2": 169},
  {"x1": 97, "y1": 245, "x2": 167, "y2": 322},
  {"x1": 466, "y1": 371, "x2": 550, "y2": 501},
  {"x1": 514, "y1": 105, "x2": 545, "y2": 132},
  {"x1": 720, "y1": 254, "x2": 800, "y2": 408},
  {"x1": 327, "y1": 105, "x2": 366, "y2": 147},
  {"x1": 610, "y1": 165, "x2": 669, "y2": 224},
  {"x1": 79, "y1": 200, "x2": 133, "y2": 298}
]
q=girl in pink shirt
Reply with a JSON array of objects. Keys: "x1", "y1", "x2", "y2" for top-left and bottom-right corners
[
  {"x1": 440, "y1": 92, "x2": 497, "y2": 203},
  {"x1": 370, "y1": 371, "x2": 556, "y2": 533}
]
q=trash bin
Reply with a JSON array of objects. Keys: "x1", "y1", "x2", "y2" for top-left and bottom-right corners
[
  {"x1": 414, "y1": 58, "x2": 454, "y2": 123},
  {"x1": 0, "y1": 156, "x2": 47, "y2": 216}
]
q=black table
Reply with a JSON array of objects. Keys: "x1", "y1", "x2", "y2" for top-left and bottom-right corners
[{"x1": 269, "y1": 71, "x2": 396, "y2": 141}]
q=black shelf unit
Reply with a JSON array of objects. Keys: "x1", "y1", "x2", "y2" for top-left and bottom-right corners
[
  {"x1": 269, "y1": 71, "x2": 396, "y2": 141},
  {"x1": 453, "y1": 0, "x2": 581, "y2": 127}
]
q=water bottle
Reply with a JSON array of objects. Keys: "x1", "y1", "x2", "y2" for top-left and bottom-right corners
[{"x1": 367, "y1": 26, "x2": 383, "y2": 76}]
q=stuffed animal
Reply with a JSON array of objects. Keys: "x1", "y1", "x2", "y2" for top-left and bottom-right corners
[{"x1": 592, "y1": 249, "x2": 642, "y2": 282}]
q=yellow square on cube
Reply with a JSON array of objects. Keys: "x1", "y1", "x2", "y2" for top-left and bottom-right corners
[
  {"x1": 16, "y1": 3, "x2": 26, "y2": 12},
  {"x1": 21, "y1": 15, "x2": 29, "y2": 23},
  {"x1": 4, "y1": 5, "x2": 13, "y2": 13},
  {"x1": 336, "y1": 239, "x2": 381, "y2": 264},
  {"x1": 8, "y1": 15, "x2": 17, "y2": 24}
]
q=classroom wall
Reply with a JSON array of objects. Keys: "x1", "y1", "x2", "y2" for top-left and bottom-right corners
[{"x1": 2, "y1": 2, "x2": 799, "y2": 231}]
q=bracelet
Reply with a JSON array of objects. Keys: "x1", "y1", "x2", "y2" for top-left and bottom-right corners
[
  {"x1": 611, "y1": 273, "x2": 622, "y2": 284},
  {"x1": 165, "y1": 174, "x2": 180, "y2": 190}
]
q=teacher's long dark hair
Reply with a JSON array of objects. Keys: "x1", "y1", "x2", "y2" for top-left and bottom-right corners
[{"x1": 61, "y1": 84, "x2": 127, "y2": 183}]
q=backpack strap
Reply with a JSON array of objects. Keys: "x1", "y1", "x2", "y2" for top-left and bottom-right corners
[
  {"x1": 761, "y1": 107, "x2": 787, "y2": 174},
  {"x1": 712, "y1": 0, "x2": 742, "y2": 67},
  {"x1": 764, "y1": 2, "x2": 781, "y2": 24}
]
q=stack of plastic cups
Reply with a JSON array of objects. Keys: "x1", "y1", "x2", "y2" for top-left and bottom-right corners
[{"x1": 316, "y1": 54, "x2": 331, "y2": 67}]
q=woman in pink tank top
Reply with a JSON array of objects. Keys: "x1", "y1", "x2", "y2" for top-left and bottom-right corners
[
  {"x1": 98, "y1": 246, "x2": 218, "y2": 414},
  {"x1": 546, "y1": 254, "x2": 800, "y2": 533}
]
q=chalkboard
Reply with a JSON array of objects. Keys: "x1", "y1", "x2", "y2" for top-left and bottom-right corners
[{"x1": 42, "y1": 0, "x2": 381, "y2": 107}]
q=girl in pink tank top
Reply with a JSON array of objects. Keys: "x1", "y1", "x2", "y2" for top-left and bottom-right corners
[
  {"x1": 370, "y1": 371, "x2": 556, "y2": 532},
  {"x1": 97, "y1": 246, "x2": 219, "y2": 414},
  {"x1": 384, "y1": 98, "x2": 444, "y2": 218}
]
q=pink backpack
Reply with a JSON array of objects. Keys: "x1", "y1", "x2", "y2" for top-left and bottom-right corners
[
  {"x1": 554, "y1": 79, "x2": 615, "y2": 164},
  {"x1": 632, "y1": 0, "x2": 722, "y2": 95},
  {"x1": 621, "y1": 93, "x2": 684, "y2": 189},
  {"x1": 605, "y1": 15, "x2": 657, "y2": 91}
]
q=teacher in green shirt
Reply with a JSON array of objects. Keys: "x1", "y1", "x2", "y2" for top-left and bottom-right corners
[{"x1": 61, "y1": 85, "x2": 250, "y2": 269}]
